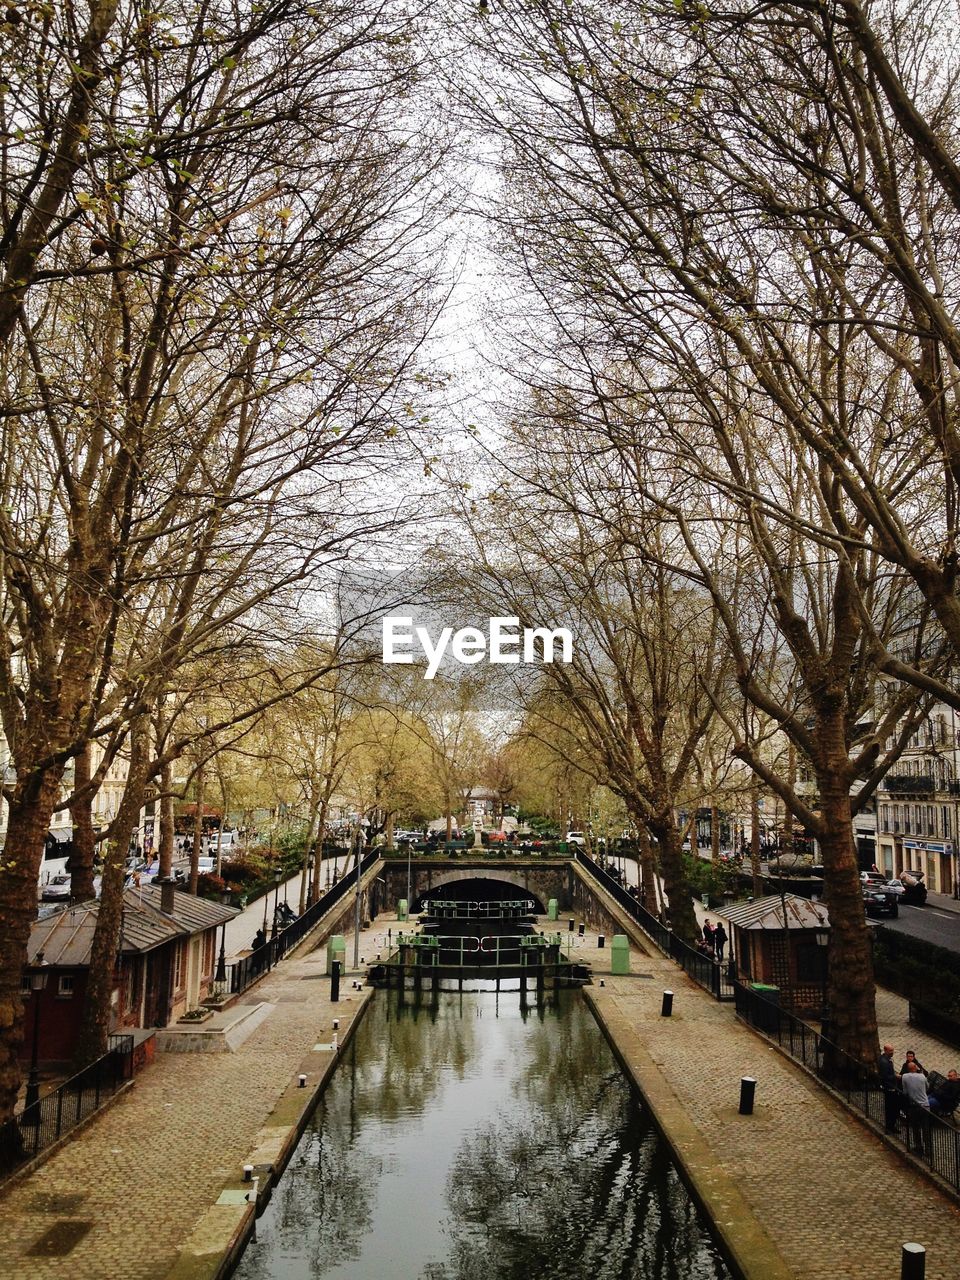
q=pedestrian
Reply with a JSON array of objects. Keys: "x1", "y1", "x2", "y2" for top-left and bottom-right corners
[
  {"x1": 901, "y1": 1061, "x2": 931, "y2": 1150},
  {"x1": 929, "y1": 1069, "x2": 960, "y2": 1117},
  {"x1": 252, "y1": 927, "x2": 266, "y2": 951},
  {"x1": 714, "y1": 922, "x2": 728, "y2": 962},
  {"x1": 898, "y1": 1049, "x2": 927, "y2": 1078},
  {"x1": 701, "y1": 920, "x2": 715, "y2": 957},
  {"x1": 878, "y1": 1044, "x2": 901, "y2": 1132}
]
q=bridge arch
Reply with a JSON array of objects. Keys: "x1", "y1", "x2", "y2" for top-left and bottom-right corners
[{"x1": 412, "y1": 874, "x2": 546, "y2": 915}]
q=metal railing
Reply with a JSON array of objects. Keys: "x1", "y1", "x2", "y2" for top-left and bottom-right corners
[
  {"x1": 734, "y1": 981, "x2": 960, "y2": 1196},
  {"x1": 226, "y1": 851, "x2": 379, "y2": 996},
  {"x1": 1, "y1": 1034, "x2": 134, "y2": 1180},
  {"x1": 574, "y1": 851, "x2": 736, "y2": 1001}
]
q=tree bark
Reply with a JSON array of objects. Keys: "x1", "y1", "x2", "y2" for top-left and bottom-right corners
[
  {"x1": 817, "y1": 760, "x2": 879, "y2": 1067},
  {"x1": 68, "y1": 742, "x2": 97, "y2": 903},
  {"x1": 710, "y1": 804, "x2": 721, "y2": 866},
  {"x1": 649, "y1": 817, "x2": 698, "y2": 943},
  {"x1": 74, "y1": 715, "x2": 150, "y2": 1067},
  {"x1": 636, "y1": 823, "x2": 661, "y2": 917},
  {"x1": 158, "y1": 757, "x2": 175, "y2": 880},
  {"x1": 0, "y1": 772, "x2": 63, "y2": 1130},
  {"x1": 190, "y1": 763, "x2": 205, "y2": 895},
  {"x1": 750, "y1": 782, "x2": 763, "y2": 898}
]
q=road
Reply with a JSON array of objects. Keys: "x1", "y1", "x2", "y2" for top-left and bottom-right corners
[{"x1": 867, "y1": 900, "x2": 960, "y2": 954}]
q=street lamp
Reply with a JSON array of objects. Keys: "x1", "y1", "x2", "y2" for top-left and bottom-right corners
[
  {"x1": 307, "y1": 851, "x2": 315, "y2": 905},
  {"x1": 271, "y1": 868, "x2": 282, "y2": 938},
  {"x1": 24, "y1": 952, "x2": 50, "y2": 1113},
  {"x1": 214, "y1": 890, "x2": 231, "y2": 996}
]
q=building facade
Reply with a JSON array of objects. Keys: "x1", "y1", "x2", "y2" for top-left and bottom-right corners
[{"x1": 875, "y1": 703, "x2": 960, "y2": 896}]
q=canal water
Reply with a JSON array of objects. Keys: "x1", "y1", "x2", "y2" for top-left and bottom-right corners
[{"x1": 233, "y1": 989, "x2": 732, "y2": 1280}]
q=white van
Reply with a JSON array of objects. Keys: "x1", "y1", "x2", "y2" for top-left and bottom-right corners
[{"x1": 197, "y1": 856, "x2": 216, "y2": 875}]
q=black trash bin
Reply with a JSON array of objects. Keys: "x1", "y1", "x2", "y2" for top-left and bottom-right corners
[{"x1": 750, "y1": 983, "x2": 780, "y2": 1034}]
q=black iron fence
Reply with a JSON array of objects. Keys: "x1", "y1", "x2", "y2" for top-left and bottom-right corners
[
  {"x1": 574, "y1": 851, "x2": 736, "y2": 1001},
  {"x1": 0, "y1": 1033, "x2": 134, "y2": 1181},
  {"x1": 734, "y1": 981, "x2": 960, "y2": 1196},
  {"x1": 226, "y1": 851, "x2": 379, "y2": 997}
]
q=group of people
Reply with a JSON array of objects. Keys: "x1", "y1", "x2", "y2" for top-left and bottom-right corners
[
  {"x1": 878, "y1": 1044, "x2": 960, "y2": 1134},
  {"x1": 696, "y1": 918, "x2": 728, "y2": 962}
]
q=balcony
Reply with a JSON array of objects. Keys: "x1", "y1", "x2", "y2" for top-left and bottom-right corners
[{"x1": 882, "y1": 774, "x2": 935, "y2": 795}]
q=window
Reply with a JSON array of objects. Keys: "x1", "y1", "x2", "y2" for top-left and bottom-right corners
[
  {"x1": 173, "y1": 942, "x2": 184, "y2": 990},
  {"x1": 796, "y1": 944, "x2": 828, "y2": 985},
  {"x1": 880, "y1": 805, "x2": 889, "y2": 831},
  {"x1": 57, "y1": 975, "x2": 74, "y2": 999}
]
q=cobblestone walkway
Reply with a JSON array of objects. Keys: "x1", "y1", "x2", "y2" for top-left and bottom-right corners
[{"x1": 0, "y1": 918, "x2": 391, "y2": 1280}]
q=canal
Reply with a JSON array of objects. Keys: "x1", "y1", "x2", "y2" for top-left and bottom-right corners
[{"x1": 233, "y1": 988, "x2": 733, "y2": 1280}]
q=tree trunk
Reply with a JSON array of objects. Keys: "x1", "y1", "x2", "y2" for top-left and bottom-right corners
[
  {"x1": 158, "y1": 757, "x2": 175, "y2": 879},
  {"x1": 74, "y1": 715, "x2": 150, "y2": 1067},
  {"x1": 385, "y1": 812, "x2": 395, "y2": 849},
  {"x1": 710, "y1": 804, "x2": 721, "y2": 865},
  {"x1": 817, "y1": 766, "x2": 879, "y2": 1067},
  {"x1": 636, "y1": 823, "x2": 661, "y2": 916},
  {"x1": 750, "y1": 782, "x2": 763, "y2": 897},
  {"x1": 649, "y1": 817, "x2": 698, "y2": 941},
  {"x1": 190, "y1": 762, "x2": 204, "y2": 895},
  {"x1": 312, "y1": 795, "x2": 331, "y2": 906},
  {"x1": 68, "y1": 741, "x2": 97, "y2": 903},
  {"x1": 0, "y1": 771, "x2": 63, "y2": 1132}
]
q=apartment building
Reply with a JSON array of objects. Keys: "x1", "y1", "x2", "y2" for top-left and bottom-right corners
[{"x1": 875, "y1": 703, "x2": 960, "y2": 896}]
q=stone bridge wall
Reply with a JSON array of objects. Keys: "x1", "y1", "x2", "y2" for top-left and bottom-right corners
[{"x1": 374, "y1": 859, "x2": 575, "y2": 915}]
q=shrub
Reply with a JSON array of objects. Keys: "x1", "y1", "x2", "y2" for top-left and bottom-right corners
[
  {"x1": 196, "y1": 872, "x2": 229, "y2": 899},
  {"x1": 221, "y1": 860, "x2": 260, "y2": 887}
]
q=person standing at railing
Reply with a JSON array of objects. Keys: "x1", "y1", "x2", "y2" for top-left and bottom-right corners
[
  {"x1": 878, "y1": 1044, "x2": 901, "y2": 1133},
  {"x1": 901, "y1": 1061, "x2": 931, "y2": 1152},
  {"x1": 714, "y1": 922, "x2": 728, "y2": 963}
]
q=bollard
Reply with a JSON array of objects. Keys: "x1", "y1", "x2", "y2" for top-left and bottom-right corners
[
  {"x1": 246, "y1": 1175, "x2": 259, "y2": 1203},
  {"x1": 598, "y1": 934, "x2": 605, "y2": 948},
  {"x1": 739, "y1": 1077, "x2": 756, "y2": 1116},
  {"x1": 298, "y1": 1073, "x2": 307, "y2": 1088},
  {"x1": 599, "y1": 979, "x2": 605, "y2": 988},
  {"x1": 578, "y1": 923, "x2": 585, "y2": 937},
  {"x1": 568, "y1": 918, "x2": 574, "y2": 932},
  {"x1": 242, "y1": 1164, "x2": 253, "y2": 1183},
  {"x1": 330, "y1": 960, "x2": 341, "y2": 1003},
  {"x1": 901, "y1": 1243, "x2": 926, "y2": 1280},
  {"x1": 332, "y1": 1018, "x2": 339, "y2": 1031},
  {"x1": 332, "y1": 1032, "x2": 338, "y2": 1051},
  {"x1": 660, "y1": 990, "x2": 673, "y2": 1017}
]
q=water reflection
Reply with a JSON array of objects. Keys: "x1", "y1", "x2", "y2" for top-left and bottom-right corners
[{"x1": 233, "y1": 990, "x2": 731, "y2": 1280}]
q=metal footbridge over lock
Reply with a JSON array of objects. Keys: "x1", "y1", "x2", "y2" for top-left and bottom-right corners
[{"x1": 369, "y1": 897, "x2": 590, "y2": 992}]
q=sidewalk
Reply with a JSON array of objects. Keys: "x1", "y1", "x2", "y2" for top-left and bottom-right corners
[
  {"x1": 573, "y1": 926, "x2": 960, "y2": 1280},
  {"x1": 0, "y1": 909, "x2": 393, "y2": 1280},
  {"x1": 221, "y1": 853, "x2": 355, "y2": 959}
]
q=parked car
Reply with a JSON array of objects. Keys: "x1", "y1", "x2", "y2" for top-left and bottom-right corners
[
  {"x1": 566, "y1": 831, "x2": 586, "y2": 846},
  {"x1": 862, "y1": 884, "x2": 899, "y2": 918},
  {"x1": 883, "y1": 878, "x2": 906, "y2": 897},
  {"x1": 860, "y1": 870, "x2": 887, "y2": 885},
  {"x1": 40, "y1": 873, "x2": 72, "y2": 901}
]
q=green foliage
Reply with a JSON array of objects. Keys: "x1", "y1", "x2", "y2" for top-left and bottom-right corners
[
  {"x1": 683, "y1": 853, "x2": 740, "y2": 901},
  {"x1": 220, "y1": 860, "x2": 260, "y2": 886},
  {"x1": 196, "y1": 872, "x2": 228, "y2": 898}
]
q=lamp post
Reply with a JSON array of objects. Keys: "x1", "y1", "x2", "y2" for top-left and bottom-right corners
[
  {"x1": 214, "y1": 891, "x2": 231, "y2": 996},
  {"x1": 271, "y1": 868, "x2": 282, "y2": 938},
  {"x1": 24, "y1": 952, "x2": 50, "y2": 1113},
  {"x1": 307, "y1": 852, "x2": 315, "y2": 905},
  {"x1": 406, "y1": 837, "x2": 412, "y2": 916}
]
